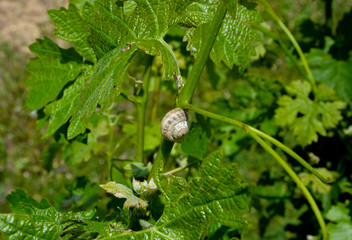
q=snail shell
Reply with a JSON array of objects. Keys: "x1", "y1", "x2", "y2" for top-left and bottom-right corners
[{"x1": 161, "y1": 108, "x2": 189, "y2": 142}]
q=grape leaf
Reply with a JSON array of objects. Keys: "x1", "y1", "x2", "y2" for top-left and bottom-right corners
[
  {"x1": 43, "y1": 71, "x2": 88, "y2": 138},
  {"x1": 326, "y1": 202, "x2": 351, "y2": 222},
  {"x1": 100, "y1": 181, "x2": 148, "y2": 209},
  {"x1": 327, "y1": 222, "x2": 352, "y2": 240},
  {"x1": 306, "y1": 49, "x2": 352, "y2": 101},
  {"x1": 49, "y1": 0, "x2": 208, "y2": 70},
  {"x1": 0, "y1": 189, "x2": 96, "y2": 240},
  {"x1": 48, "y1": 4, "x2": 96, "y2": 62},
  {"x1": 6, "y1": 189, "x2": 51, "y2": 213},
  {"x1": 27, "y1": 0, "x2": 214, "y2": 139},
  {"x1": 2, "y1": 151, "x2": 250, "y2": 239},
  {"x1": 299, "y1": 168, "x2": 334, "y2": 194},
  {"x1": 275, "y1": 80, "x2": 346, "y2": 147},
  {"x1": 135, "y1": 38, "x2": 181, "y2": 79},
  {"x1": 181, "y1": 122, "x2": 209, "y2": 159},
  {"x1": 25, "y1": 37, "x2": 84, "y2": 109},
  {"x1": 104, "y1": 150, "x2": 251, "y2": 239},
  {"x1": 224, "y1": 0, "x2": 239, "y2": 19},
  {"x1": 0, "y1": 214, "x2": 60, "y2": 240},
  {"x1": 184, "y1": 0, "x2": 262, "y2": 69},
  {"x1": 67, "y1": 44, "x2": 138, "y2": 138},
  {"x1": 326, "y1": 202, "x2": 352, "y2": 240}
]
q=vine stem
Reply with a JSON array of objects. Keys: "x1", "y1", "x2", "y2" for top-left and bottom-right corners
[
  {"x1": 249, "y1": 132, "x2": 328, "y2": 240},
  {"x1": 183, "y1": 104, "x2": 333, "y2": 183},
  {"x1": 163, "y1": 161, "x2": 196, "y2": 176},
  {"x1": 259, "y1": 0, "x2": 318, "y2": 95},
  {"x1": 104, "y1": 112, "x2": 122, "y2": 180},
  {"x1": 177, "y1": 1, "x2": 227, "y2": 106},
  {"x1": 108, "y1": 120, "x2": 114, "y2": 180},
  {"x1": 149, "y1": 1, "x2": 227, "y2": 182},
  {"x1": 136, "y1": 104, "x2": 146, "y2": 163},
  {"x1": 151, "y1": 76, "x2": 161, "y2": 122},
  {"x1": 135, "y1": 58, "x2": 153, "y2": 163}
]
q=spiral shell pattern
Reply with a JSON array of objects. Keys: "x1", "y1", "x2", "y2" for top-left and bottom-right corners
[{"x1": 160, "y1": 108, "x2": 189, "y2": 142}]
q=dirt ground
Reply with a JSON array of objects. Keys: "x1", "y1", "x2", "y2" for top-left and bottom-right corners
[{"x1": 0, "y1": 0, "x2": 67, "y2": 55}]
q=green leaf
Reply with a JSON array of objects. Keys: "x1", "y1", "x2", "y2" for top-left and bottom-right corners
[
  {"x1": 144, "y1": 122, "x2": 162, "y2": 153},
  {"x1": 321, "y1": 198, "x2": 352, "y2": 240},
  {"x1": 135, "y1": 38, "x2": 180, "y2": 79},
  {"x1": 48, "y1": 4, "x2": 96, "y2": 62},
  {"x1": 253, "y1": 200, "x2": 308, "y2": 240},
  {"x1": 43, "y1": 73, "x2": 86, "y2": 138},
  {"x1": 1, "y1": 190, "x2": 61, "y2": 239},
  {"x1": 61, "y1": 220, "x2": 124, "y2": 239},
  {"x1": 327, "y1": 222, "x2": 352, "y2": 240},
  {"x1": 326, "y1": 202, "x2": 351, "y2": 222},
  {"x1": 125, "y1": 162, "x2": 153, "y2": 179},
  {"x1": 1, "y1": 189, "x2": 100, "y2": 240},
  {"x1": 51, "y1": 0, "x2": 207, "y2": 68},
  {"x1": 6, "y1": 189, "x2": 51, "y2": 212},
  {"x1": 106, "y1": 150, "x2": 250, "y2": 239},
  {"x1": 299, "y1": 168, "x2": 334, "y2": 194},
  {"x1": 0, "y1": 214, "x2": 60, "y2": 240},
  {"x1": 306, "y1": 49, "x2": 352, "y2": 101},
  {"x1": 100, "y1": 181, "x2": 148, "y2": 210},
  {"x1": 69, "y1": 0, "x2": 95, "y2": 10},
  {"x1": 185, "y1": 0, "x2": 262, "y2": 69},
  {"x1": 181, "y1": 123, "x2": 209, "y2": 159},
  {"x1": 29, "y1": 0, "x2": 215, "y2": 138},
  {"x1": 338, "y1": 178, "x2": 352, "y2": 194},
  {"x1": 68, "y1": 44, "x2": 138, "y2": 138},
  {"x1": 220, "y1": 128, "x2": 248, "y2": 156},
  {"x1": 25, "y1": 37, "x2": 84, "y2": 109},
  {"x1": 275, "y1": 80, "x2": 346, "y2": 147},
  {"x1": 254, "y1": 181, "x2": 290, "y2": 198},
  {"x1": 6, "y1": 189, "x2": 77, "y2": 225}
]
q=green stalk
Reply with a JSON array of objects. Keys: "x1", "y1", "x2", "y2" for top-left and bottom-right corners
[
  {"x1": 136, "y1": 63, "x2": 152, "y2": 163},
  {"x1": 249, "y1": 132, "x2": 328, "y2": 240},
  {"x1": 151, "y1": 76, "x2": 160, "y2": 122},
  {"x1": 183, "y1": 104, "x2": 332, "y2": 183},
  {"x1": 259, "y1": 0, "x2": 318, "y2": 95},
  {"x1": 148, "y1": 139, "x2": 174, "y2": 181},
  {"x1": 248, "y1": 127, "x2": 333, "y2": 183},
  {"x1": 163, "y1": 162, "x2": 196, "y2": 176},
  {"x1": 120, "y1": 92, "x2": 140, "y2": 104},
  {"x1": 149, "y1": 2, "x2": 227, "y2": 180},
  {"x1": 177, "y1": 1, "x2": 227, "y2": 106},
  {"x1": 136, "y1": 104, "x2": 145, "y2": 163},
  {"x1": 108, "y1": 120, "x2": 114, "y2": 180}
]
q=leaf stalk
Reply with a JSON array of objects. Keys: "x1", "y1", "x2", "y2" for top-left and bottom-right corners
[
  {"x1": 177, "y1": 1, "x2": 227, "y2": 107},
  {"x1": 135, "y1": 60, "x2": 153, "y2": 163},
  {"x1": 182, "y1": 104, "x2": 333, "y2": 183}
]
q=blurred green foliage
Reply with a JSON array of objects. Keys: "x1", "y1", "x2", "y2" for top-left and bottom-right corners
[{"x1": 1, "y1": 0, "x2": 352, "y2": 239}]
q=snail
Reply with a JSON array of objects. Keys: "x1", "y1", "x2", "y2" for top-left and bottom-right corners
[{"x1": 160, "y1": 108, "x2": 189, "y2": 142}]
